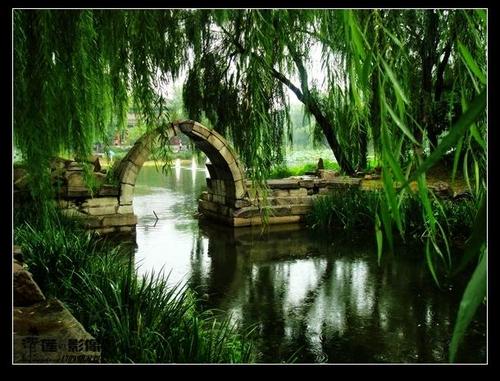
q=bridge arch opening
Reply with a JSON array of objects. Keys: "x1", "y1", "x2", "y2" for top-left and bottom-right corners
[{"x1": 116, "y1": 120, "x2": 248, "y2": 213}]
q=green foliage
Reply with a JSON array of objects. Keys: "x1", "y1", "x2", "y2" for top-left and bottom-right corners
[
  {"x1": 14, "y1": 214, "x2": 256, "y2": 363},
  {"x1": 14, "y1": 9, "x2": 486, "y2": 362},
  {"x1": 307, "y1": 188, "x2": 477, "y2": 246},
  {"x1": 268, "y1": 160, "x2": 339, "y2": 179},
  {"x1": 307, "y1": 188, "x2": 380, "y2": 231},
  {"x1": 449, "y1": 249, "x2": 486, "y2": 362},
  {"x1": 14, "y1": 10, "x2": 188, "y2": 223}
]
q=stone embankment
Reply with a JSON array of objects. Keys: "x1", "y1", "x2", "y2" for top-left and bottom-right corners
[{"x1": 13, "y1": 246, "x2": 101, "y2": 363}]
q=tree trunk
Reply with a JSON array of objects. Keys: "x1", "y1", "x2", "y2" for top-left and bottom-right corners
[
  {"x1": 307, "y1": 99, "x2": 356, "y2": 175},
  {"x1": 223, "y1": 28, "x2": 356, "y2": 174},
  {"x1": 273, "y1": 41, "x2": 356, "y2": 175},
  {"x1": 357, "y1": 126, "x2": 368, "y2": 171}
]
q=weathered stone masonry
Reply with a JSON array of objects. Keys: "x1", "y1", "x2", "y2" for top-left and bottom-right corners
[{"x1": 16, "y1": 119, "x2": 423, "y2": 233}]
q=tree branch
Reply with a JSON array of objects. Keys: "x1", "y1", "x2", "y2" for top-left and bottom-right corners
[{"x1": 269, "y1": 67, "x2": 304, "y2": 102}]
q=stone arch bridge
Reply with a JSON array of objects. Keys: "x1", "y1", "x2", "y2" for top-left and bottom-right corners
[
  {"x1": 50, "y1": 120, "x2": 361, "y2": 235},
  {"x1": 118, "y1": 120, "x2": 247, "y2": 214}
]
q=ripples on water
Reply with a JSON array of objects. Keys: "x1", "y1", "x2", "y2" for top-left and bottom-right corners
[{"x1": 131, "y1": 165, "x2": 486, "y2": 363}]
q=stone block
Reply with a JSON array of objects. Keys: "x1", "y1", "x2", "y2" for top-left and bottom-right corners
[
  {"x1": 67, "y1": 162, "x2": 83, "y2": 171},
  {"x1": 232, "y1": 215, "x2": 302, "y2": 227},
  {"x1": 272, "y1": 189, "x2": 289, "y2": 197},
  {"x1": 212, "y1": 195, "x2": 224, "y2": 204},
  {"x1": 289, "y1": 188, "x2": 308, "y2": 197},
  {"x1": 125, "y1": 133, "x2": 156, "y2": 165},
  {"x1": 318, "y1": 169, "x2": 340, "y2": 180},
  {"x1": 101, "y1": 214, "x2": 137, "y2": 227},
  {"x1": 86, "y1": 206, "x2": 118, "y2": 216},
  {"x1": 234, "y1": 198, "x2": 252, "y2": 208},
  {"x1": 266, "y1": 179, "x2": 300, "y2": 189},
  {"x1": 118, "y1": 226, "x2": 134, "y2": 232},
  {"x1": 200, "y1": 192, "x2": 210, "y2": 202},
  {"x1": 178, "y1": 120, "x2": 195, "y2": 134},
  {"x1": 290, "y1": 204, "x2": 312, "y2": 215},
  {"x1": 119, "y1": 160, "x2": 140, "y2": 185},
  {"x1": 82, "y1": 197, "x2": 118, "y2": 208},
  {"x1": 14, "y1": 298, "x2": 101, "y2": 363},
  {"x1": 207, "y1": 133, "x2": 225, "y2": 151},
  {"x1": 313, "y1": 179, "x2": 328, "y2": 188},
  {"x1": 297, "y1": 197, "x2": 313, "y2": 206},
  {"x1": 14, "y1": 263, "x2": 46, "y2": 307},
  {"x1": 117, "y1": 205, "x2": 134, "y2": 214},
  {"x1": 119, "y1": 183, "x2": 135, "y2": 205},
  {"x1": 298, "y1": 179, "x2": 315, "y2": 189},
  {"x1": 83, "y1": 216, "x2": 103, "y2": 228},
  {"x1": 95, "y1": 227, "x2": 117, "y2": 235},
  {"x1": 218, "y1": 205, "x2": 229, "y2": 216},
  {"x1": 218, "y1": 145, "x2": 236, "y2": 166},
  {"x1": 66, "y1": 172, "x2": 86, "y2": 188},
  {"x1": 191, "y1": 122, "x2": 212, "y2": 138},
  {"x1": 234, "y1": 179, "x2": 246, "y2": 199},
  {"x1": 98, "y1": 185, "x2": 119, "y2": 197},
  {"x1": 199, "y1": 200, "x2": 219, "y2": 213},
  {"x1": 228, "y1": 160, "x2": 244, "y2": 182}
]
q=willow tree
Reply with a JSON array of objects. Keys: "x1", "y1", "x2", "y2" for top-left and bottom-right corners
[
  {"x1": 181, "y1": 9, "x2": 486, "y2": 361},
  {"x1": 14, "y1": 9, "x2": 487, "y2": 361},
  {"x1": 182, "y1": 10, "x2": 365, "y2": 175},
  {"x1": 343, "y1": 9, "x2": 487, "y2": 362},
  {"x1": 14, "y1": 10, "x2": 193, "y2": 223}
]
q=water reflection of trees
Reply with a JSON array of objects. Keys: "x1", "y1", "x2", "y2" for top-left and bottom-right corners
[{"x1": 188, "y1": 224, "x2": 485, "y2": 363}]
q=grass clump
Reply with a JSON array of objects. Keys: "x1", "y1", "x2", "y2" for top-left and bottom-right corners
[
  {"x1": 307, "y1": 187, "x2": 476, "y2": 244},
  {"x1": 14, "y1": 213, "x2": 256, "y2": 363},
  {"x1": 268, "y1": 159, "x2": 340, "y2": 179}
]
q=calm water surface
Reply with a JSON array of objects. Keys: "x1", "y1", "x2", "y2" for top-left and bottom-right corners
[{"x1": 132, "y1": 164, "x2": 486, "y2": 363}]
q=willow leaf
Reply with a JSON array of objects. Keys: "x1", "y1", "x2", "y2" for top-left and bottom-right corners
[
  {"x1": 375, "y1": 213, "x2": 383, "y2": 266},
  {"x1": 451, "y1": 136, "x2": 464, "y2": 185},
  {"x1": 379, "y1": 196, "x2": 394, "y2": 254},
  {"x1": 449, "y1": 251, "x2": 486, "y2": 362},
  {"x1": 470, "y1": 123, "x2": 486, "y2": 150},
  {"x1": 408, "y1": 90, "x2": 486, "y2": 184},
  {"x1": 384, "y1": 98, "x2": 419, "y2": 145},
  {"x1": 380, "y1": 57, "x2": 409, "y2": 105},
  {"x1": 425, "y1": 238, "x2": 440, "y2": 286},
  {"x1": 458, "y1": 41, "x2": 486, "y2": 85},
  {"x1": 453, "y1": 195, "x2": 486, "y2": 275}
]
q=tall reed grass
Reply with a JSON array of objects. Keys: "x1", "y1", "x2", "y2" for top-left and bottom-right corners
[
  {"x1": 14, "y1": 213, "x2": 256, "y2": 363},
  {"x1": 307, "y1": 188, "x2": 476, "y2": 244}
]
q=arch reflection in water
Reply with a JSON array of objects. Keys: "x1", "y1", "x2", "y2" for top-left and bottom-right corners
[
  {"x1": 175, "y1": 158, "x2": 181, "y2": 181},
  {"x1": 191, "y1": 157, "x2": 197, "y2": 186},
  {"x1": 132, "y1": 165, "x2": 486, "y2": 363}
]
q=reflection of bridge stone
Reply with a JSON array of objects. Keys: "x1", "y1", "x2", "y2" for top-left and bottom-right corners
[{"x1": 41, "y1": 120, "x2": 363, "y2": 234}]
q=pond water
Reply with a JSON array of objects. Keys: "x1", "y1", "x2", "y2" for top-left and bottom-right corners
[{"x1": 131, "y1": 163, "x2": 486, "y2": 363}]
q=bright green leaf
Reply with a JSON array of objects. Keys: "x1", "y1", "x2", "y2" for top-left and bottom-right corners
[
  {"x1": 458, "y1": 41, "x2": 486, "y2": 85},
  {"x1": 407, "y1": 90, "x2": 486, "y2": 184},
  {"x1": 449, "y1": 251, "x2": 486, "y2": 362}
]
